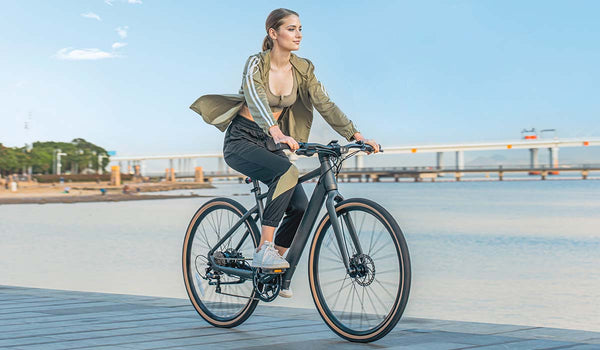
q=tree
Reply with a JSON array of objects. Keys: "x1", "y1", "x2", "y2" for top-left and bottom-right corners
[
  {"x1": 0, "y1": 144, "x2": 21, "y2": 176},
  {"x1": 0, "y1": 139, "x2": 110, "y2": 175}
]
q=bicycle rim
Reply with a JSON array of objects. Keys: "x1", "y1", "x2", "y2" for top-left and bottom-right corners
[
  {"x1": 183, "y1": 199, "x2": 259, "y2": 326},
  {"x1": 309, "y1": 199, "x2": 410, "y2": 341}
]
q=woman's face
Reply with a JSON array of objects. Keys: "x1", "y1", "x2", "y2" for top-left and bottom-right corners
[{"x1": 271, "y1": 15, "x2": 302, "y2": 51}]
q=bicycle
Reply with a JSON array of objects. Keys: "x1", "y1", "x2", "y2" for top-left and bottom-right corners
[{"x1": 182, "y1": 140, "x2": 411, "y2": 342}]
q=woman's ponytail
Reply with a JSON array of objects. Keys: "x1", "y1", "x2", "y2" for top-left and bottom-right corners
[{"x1": 262, "y1": 35, "x2": 273, "y2": 51}]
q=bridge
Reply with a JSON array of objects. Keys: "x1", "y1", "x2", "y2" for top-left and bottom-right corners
[
  {"x1": 109, "y1": 137, "x2": 600, "y2": 176},
  {"x1": 135, "y1": 164, "x2": 600, "y2": 184}
]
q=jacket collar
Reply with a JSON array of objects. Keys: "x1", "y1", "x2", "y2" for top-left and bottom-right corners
[{"x1": 260, "y1": 49, "x2": 309, "y2": 78}]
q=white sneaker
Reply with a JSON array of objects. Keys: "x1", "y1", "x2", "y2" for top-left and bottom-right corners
[
  {"x1": 251, "y1": 241, "x2": 289, "y2": 269},
  {"x1": 279, "y1": 287, "x2": 293, "y2": 298}
]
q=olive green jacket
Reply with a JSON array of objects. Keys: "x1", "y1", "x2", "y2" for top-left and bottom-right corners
[{"x1": 189, "y1": 50, "x2": 359, "y2": 142}]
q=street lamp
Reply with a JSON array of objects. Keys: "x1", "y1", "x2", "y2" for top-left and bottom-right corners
[
  {"x1": 54, "y1": 149, "x2": 67, "y2": 175},
  {"x1": 97, "y1": 154, "x2": 108, "y2": 175}
]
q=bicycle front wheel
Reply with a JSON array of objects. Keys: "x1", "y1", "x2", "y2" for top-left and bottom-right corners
[
  {"x1": 308, "y1": 198, "x2": 411, "y2": 342},
  {"x1": 182, "y1": 198, "x2": 260, "y2": 328}
]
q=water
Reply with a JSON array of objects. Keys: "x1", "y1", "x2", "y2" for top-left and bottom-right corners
[{"x1": 1, "y1": 180, "x2": 599, "y2": 331}]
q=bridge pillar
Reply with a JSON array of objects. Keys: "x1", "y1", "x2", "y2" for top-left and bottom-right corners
[
  {"x1": 169, "y1": 159, "x2": 174, "y2": 174},
  {"x1": 548, "y1": 147, "x2": 559, "y2": 168},
  {"x1": 218, "y1": 157, "x2": 225, "y2": 173},
  {"x1": 355, "y1": 154, "x2": 364, "y2": 169},
  {"x1": 195, "y1": 167, "x2": 204, "y2": 183},
  {"x1": 529, "y1": 148, "x2": 539, "y2": 168},
  {"x1": 111, "y1": 166, "x2": 121, "y2": 186},
  {"x1": 455, "y1": 151, "x2": 464, "y2": 170},
  {"x1": 165, "y1": 168, "x2": 175, "y2": 182},
  {"x1": 436, "y1": 152, "x2": 443, "y2": 169}
]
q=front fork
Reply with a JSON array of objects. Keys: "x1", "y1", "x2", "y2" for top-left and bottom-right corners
[{"x1": 325, "y1": 190, "x2": 363, "y2": 273}]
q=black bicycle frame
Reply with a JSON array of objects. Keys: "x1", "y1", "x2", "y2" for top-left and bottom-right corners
[{"x1": 208, "y1": 153, "x2": 363, "y2": 290}]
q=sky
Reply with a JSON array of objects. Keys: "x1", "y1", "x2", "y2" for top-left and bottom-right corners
[{"x1": 1, "y1": 1, "x2": 599, "y2": 162}]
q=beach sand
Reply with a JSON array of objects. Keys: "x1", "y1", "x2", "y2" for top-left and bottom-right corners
[{"x1": 0, "y1": 181, "x2": 215, "y2": 204}]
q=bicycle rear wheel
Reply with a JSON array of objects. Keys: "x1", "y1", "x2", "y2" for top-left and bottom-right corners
[
  {"x1": 308, "y1": 198, "x2": 411, "y2": 342},
  {"x1": 182, "y1": 198, "x2": 260, "y2": 327}
]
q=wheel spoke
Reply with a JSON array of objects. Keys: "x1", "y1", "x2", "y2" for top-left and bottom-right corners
[
  {"x1": 328, "y1": 274, "x2": 350, "y2": 309},
  {"x1": 319, "y1": 255, "x2": 344, "y2": 264},
  {"x1": 314, "y1": 203, "x2": 408, "y2": 337},
  {"x1": 185, "y1": 202, "x2": 257, "y2": 323},
  {"x1": 323, "y1": 233, "x2": 343, "y2": 260}
]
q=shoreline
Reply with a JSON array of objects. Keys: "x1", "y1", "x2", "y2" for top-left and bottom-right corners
[
  {"x1": 0, "y1": 193, "x2": 214, "y2": 205},
  {"x1": 0, "y1": 181, "x2": 216, "y2": 205}
]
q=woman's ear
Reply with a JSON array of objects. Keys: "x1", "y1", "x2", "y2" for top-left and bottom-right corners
[{"x1": 268, "y1": 27, "x2": 277, "y2": 41}]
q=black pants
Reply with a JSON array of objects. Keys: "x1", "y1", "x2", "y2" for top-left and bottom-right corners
[{"x1": 223, "y1": 115, "x2": 308, "y2": 248}]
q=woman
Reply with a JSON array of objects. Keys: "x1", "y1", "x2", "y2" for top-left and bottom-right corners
[{"x1": 190, "y1": 8, "x2": 379, "y2": 298}]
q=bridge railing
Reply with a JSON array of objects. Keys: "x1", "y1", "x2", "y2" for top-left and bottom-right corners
[{"x1": 135, "y1": 164, "x2": 600, "y2": 179}]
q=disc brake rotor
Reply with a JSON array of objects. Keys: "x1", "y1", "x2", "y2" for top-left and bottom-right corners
[{"x1": 350, "y1": 253, "x2": 375, "y2": 287}]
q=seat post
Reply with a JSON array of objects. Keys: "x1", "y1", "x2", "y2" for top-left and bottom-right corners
[
  {"x1": 251, "y1": 179, "x2": 261, "y2": 194},
  {"x1": 247, "y1": 178, "x2": 264, "y2": 224}
]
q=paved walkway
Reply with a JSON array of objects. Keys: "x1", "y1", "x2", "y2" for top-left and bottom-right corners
[{"x1": 1, "y1": 285, "x2": 598, "y2": 349}]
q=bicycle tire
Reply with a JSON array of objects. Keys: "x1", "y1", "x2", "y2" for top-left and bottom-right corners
[
  {"x1": 182, "y1": 197, "x2": 260, "y2": 328},
  {"x1": 308, "y1": 198, "x2": 411, "y2": 342}
]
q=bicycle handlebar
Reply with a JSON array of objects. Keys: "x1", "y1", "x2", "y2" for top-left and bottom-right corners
[{"x1": 268, "y1": 140, "x2": 383, "y2": 157}]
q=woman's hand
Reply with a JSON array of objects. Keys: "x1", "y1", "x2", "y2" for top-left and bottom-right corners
[
  {"x1": 270, "y1": 125, "x2": 299, "y2": 151},
  {"x1": 353, "y1": 132, "x2": 380, "y2": 154}
]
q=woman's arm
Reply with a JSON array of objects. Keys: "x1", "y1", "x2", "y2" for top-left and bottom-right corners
[
  {"x1": 305, "y1": 60, "x2": 359, "y2": 141},
  {"x1": 241, "y1": 55, "x2": 278, "y2": 135},
  {"x1": 306, "y1": 60, "x2": 379, "y2": 153},
  {"x1": 241, "y1": 55, "x2": 299, "y2": 150}
]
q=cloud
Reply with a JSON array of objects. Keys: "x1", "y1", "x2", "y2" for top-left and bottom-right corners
[
  {"x1": 104, "y1": 0, "x2": 114, "y2": 5},
  {"x1": 116, "y1": 26, "x2": 128, "y2": 39},
  {"x1": 54, "y1": 47, "x2": 119, "y2": 60},
  {"x1": 128, "y1": 0, "x2": 142, "y2": 3},
  {"x1": 81, "y1": 12, "x2": 101, "y2": 21},
  {"x1": 112, "y1": 42, "x2": 127, "y2": 49}
]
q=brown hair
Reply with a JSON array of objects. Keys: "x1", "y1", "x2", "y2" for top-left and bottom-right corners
[{"x1": 262, "y1": 8, "x2": 299, "y2": 51}]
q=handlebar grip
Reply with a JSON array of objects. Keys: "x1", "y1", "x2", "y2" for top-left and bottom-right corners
[
  {"x1": 363, "y1": 144, "x2": 384, "y2": 153},
  {"x1": 266, "y1": 139, "x2": 290, "y2": 152}
]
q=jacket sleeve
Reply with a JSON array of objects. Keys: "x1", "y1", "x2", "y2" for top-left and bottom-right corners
[
  {"x1": 306, "y1": 59, "x2": 359, "y2": 141},
  {"x1": 241, "y1": 55, "x2": 277, "y2": 135}
]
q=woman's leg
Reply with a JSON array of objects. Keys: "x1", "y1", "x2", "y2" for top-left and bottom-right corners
[
  {"x1": 224, "y1": 141, "x2": 299, "y2": 251},
  {"x1": 274, "y1": 184, "x2": 308, "y2": 255}
]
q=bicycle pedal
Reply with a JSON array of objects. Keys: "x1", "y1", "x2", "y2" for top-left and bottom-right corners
[{"x1": 256, "y1": 267, "x2": 287, "y2": 274}]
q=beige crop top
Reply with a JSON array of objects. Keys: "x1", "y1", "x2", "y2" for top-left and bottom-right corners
[
  {"x1": 239, "y1": 69, "x2": 298, "y2": 123},
  {"x1": 266, "y1": 70, "x2": 298, "y2": 113}
]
